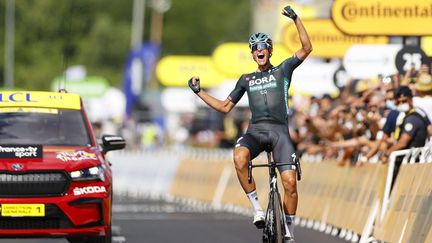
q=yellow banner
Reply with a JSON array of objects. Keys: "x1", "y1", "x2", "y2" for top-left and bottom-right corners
[
  {"x1": 274, "y1": 2, "x2": 317, "y2": 43},
  {"x1": 332, "y1": 0, "x2": 432, "y2": 36},
  {"x1": 0, "y1": 91, "x2": 81, "y2": 110},
  {"x1": 156, "y1": 56, "x2": 227, "y2": 87},
  {"x1": 282, "y1": 19, "x2": 388, "y2": 58},
  {"x1": 422, "y1": 36, "x2": 432, "y2": 56},
  {"x1": 212, "y1": 43, "x2": 255, "y2": 78},
  {"x1": 212, "y1": 43, "x2": 293, "y2": 78}
]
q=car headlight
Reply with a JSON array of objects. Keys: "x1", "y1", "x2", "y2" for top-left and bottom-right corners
[{"x1": 70, "y1": 165, "x2": 105, "y2": 181}]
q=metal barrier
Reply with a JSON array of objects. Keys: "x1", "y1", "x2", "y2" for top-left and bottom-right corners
[
  {"x1": 108, "y1": 148, "x2": 182, "y2": 198},
  {"x1": 372, "y1": 146, "x2": 432, "y2": 243},
  {"x1": 109, "y1": 145, "x2": 432, "y2": 243}
]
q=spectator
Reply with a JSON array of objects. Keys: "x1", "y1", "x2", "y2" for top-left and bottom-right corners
[
  {"x1": 329, "y1": 92, "x2": 385, "y2": 166},
  {"x1": 382, "y1": 86, "x2": 429, "y2": 161},
  {"x1": 363, "y1": 89, "x2": 400, "y2": 163},
  {"x1": 413, "y1": 64, "x2": 432, "y2": 144},
  {"x1": 402, "y1": 63, "x2": 419, "y2": 85}
]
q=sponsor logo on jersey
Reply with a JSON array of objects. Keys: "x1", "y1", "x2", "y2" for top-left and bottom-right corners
[{"x1": 249, "y1": 74, "x2": 277, "y2": 92}]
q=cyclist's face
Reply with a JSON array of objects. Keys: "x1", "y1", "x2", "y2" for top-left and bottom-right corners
[{"x1": 251, "y1": 44, "x2": 272, "y2": 66}]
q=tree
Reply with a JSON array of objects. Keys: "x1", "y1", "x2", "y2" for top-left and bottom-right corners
[
  {"x1": 163, "y1": 0, "x2": 251, "y2": 55},
  {"x1": 0, "y1": 0, "x2": 251, "y2": 90}
]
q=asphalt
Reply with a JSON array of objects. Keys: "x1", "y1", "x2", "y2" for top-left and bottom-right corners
[{"x1": 0, "y1": 196, "x2": 352, "y2": 243}]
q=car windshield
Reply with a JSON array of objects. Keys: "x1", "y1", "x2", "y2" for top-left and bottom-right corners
[{"x1": 0, "y1": 109, "x2": 92, "y2": 146}]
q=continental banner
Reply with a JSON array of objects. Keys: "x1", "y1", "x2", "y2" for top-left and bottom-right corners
[
  {"x1": 332, "y1": 0, "x2": 432, "y2": 36},
  {"x1": 282, "y1": 19, "x2": 388, "y2": 58}
]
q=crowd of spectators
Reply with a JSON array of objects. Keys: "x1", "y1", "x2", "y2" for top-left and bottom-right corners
[
  {"x1": 291, "y1": 63, "x2": 432, "y2": 166},
  {"x1": 112, "y1": 62, "x2": 431, "y2": 163},
  {"x1": 183, "y1": 62, "x2": 431, "y2": 167}
]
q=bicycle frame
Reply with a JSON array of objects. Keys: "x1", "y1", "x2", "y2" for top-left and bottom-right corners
[{"x1": 248, "y1": 151, "x2": 298, "y2": 243}]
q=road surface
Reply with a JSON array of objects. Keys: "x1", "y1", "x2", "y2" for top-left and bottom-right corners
[{"x1": 0, "y1": 195, "x2": 351, "y2": 243}]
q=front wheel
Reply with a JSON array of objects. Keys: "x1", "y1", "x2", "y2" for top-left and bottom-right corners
[
  {"x1": 263, "y1": 191, "x2": 285, "y2": 243},
  {"x1": 272, "y1": 192, "x2": 284, "y2": 243},
  {"x1": 87, "y1": 233, "x2": 112, "y2": 243}
]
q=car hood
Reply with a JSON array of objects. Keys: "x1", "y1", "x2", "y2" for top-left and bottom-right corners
[{"x1": 0, "y1": 146, "x2": 104, "y2": 172}]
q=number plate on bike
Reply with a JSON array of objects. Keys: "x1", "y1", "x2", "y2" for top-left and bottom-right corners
[{"x1": 1, "y1": 204, "x2": 45, "y2": 217}]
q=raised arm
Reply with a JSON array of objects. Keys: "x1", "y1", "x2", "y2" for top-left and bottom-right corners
[
  {"x1": 188, "y1": 76, "x2": 236, "y2": 114},
  {"x1": 282, "y1": 6, "x2": 312, "y2": 60}
]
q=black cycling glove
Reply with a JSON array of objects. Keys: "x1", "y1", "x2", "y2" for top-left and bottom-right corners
[
  {"x1": 188, "y1": 78, "x2": 201, "y2": 94},
  {"x1": 283, "y1": 6, "x2": 297, "y2": 20}
]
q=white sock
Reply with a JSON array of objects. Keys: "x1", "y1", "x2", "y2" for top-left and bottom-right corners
[
  {"x1": 285, "y1": 215, "x2": 295, "y2": 238},
  {"x1": 246, "y1": 190, "x2": 262, "y2": 212}
]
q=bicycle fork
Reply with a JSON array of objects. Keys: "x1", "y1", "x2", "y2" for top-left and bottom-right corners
[{"x1": 264, "y1": 174, "x2": 287, "y2": 243}]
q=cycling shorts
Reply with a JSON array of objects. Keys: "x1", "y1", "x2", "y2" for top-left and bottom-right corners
[{"x1": 235, "y1": 121, "x2": 297, "y2": 172}]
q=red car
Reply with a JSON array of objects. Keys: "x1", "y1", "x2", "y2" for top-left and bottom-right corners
[{"x1": 0, "y1": 91, "x2": 125, "y2": 243}]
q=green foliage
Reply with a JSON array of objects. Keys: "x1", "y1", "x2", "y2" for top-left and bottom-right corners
[
  {"x1": 163, "y1": 0, "x2": 251, "y2": 55},
  {"x1": 0, "y1": 0, "x2": 251, "y2": 90}
]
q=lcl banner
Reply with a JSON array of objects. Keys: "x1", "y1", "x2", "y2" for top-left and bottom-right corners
[{"x1": 332, "y1": 0, "x2": 432, "y2": 36}]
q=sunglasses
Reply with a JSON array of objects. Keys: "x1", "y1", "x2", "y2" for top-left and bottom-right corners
[
  {"x1": 251, "y1": 42, "x2": 271, "y2": 51},
  {"x1": 398, "y1": 98, "x2": 409, "y2": 104}
]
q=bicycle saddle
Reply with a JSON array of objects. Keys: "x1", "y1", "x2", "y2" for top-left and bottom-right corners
[{"x1": 259, "y1": 131, "x2": 274, "y2": 153}]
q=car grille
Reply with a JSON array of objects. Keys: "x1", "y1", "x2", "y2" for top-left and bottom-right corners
[
  {"x1": 0, "y1": 204, "x2": 73, "y2": 229},
  {"x1": 0, "y1": 171, "x2": 70, "y2": 197}
]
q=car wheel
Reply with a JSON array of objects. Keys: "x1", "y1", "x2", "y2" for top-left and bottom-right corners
[
  {"x1": 86, "y1": 226, "x2": 112, "y2": 243},
  {"x1": 66, "y1": 227, "x2": 111, "y2": 243},
  {"x1": 67, "y1": 237, "x2": 86, "y2": 243}
]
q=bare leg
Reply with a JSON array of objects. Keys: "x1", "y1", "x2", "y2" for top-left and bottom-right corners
[
  {"x1": 281, "y1": 170, "x2": 298, "y2": 239},
  {"x1": 233, "y1": 146, "x2": 255, "y2": 193},
  {"x1": 280, "y1": 170, "x2": 297, "y2": 214},
  {"x1": 234, "y1": 146, "x2": 265, "y2": 228}
]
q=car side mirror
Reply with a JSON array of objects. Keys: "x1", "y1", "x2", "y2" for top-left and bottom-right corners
[{"x1": 101, "y1": 135, "x2": 126, "y2": 152}]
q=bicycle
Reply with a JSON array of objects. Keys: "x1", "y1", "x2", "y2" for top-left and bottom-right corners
[{"x1": 248, "y1": 145, "x2": 301, "y2": 243}]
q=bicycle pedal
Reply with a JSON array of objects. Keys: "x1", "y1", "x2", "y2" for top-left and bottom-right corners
[
  {"x1": 284, "y1": 236, "x2": 295, "y2": 243},
  {"x1": 254, "y1": 219, "x2": 265, "y2": 229}
]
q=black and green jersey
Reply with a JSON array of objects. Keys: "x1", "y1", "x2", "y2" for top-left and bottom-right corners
[{"x1": 228, "y1": 56, "x2": 302, "y2": 124}]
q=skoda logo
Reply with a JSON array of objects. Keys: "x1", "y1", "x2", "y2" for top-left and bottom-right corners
[{"x1": 11, "y1": 163, "x2": 24, "y2": 171}]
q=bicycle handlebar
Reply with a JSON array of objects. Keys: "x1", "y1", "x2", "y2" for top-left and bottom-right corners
[
  {"x1": 248, "y1": 160, "x2": 302, "y2": 182},
  {"x1": 250, "y1": 162, "x2": 295, "y2": 168}
]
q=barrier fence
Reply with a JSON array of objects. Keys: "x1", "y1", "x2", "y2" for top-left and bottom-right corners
[{"x1": 110, "y1": 145, "x2": 432, "y2": 243}]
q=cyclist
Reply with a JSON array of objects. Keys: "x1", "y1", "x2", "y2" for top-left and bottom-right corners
[{"x1": 188, "y1": 6, "x2": 311, "y2": 241}]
